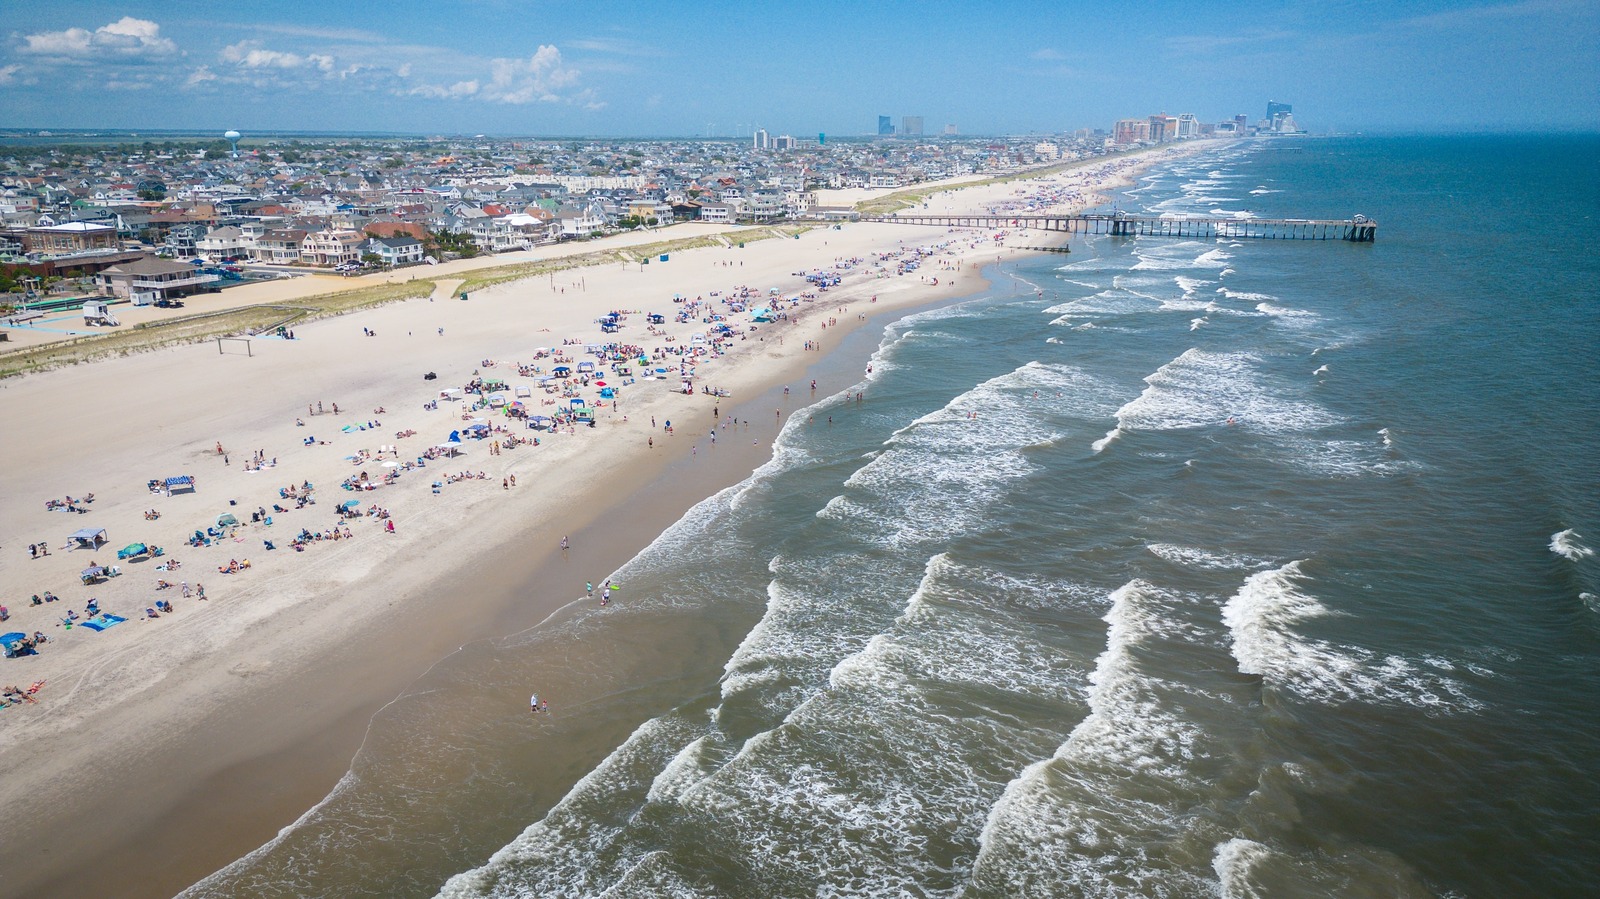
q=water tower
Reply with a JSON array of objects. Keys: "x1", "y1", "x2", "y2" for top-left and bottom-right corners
[{"x1": 224, "y1": 129, "x2": 241, "y2": 157}]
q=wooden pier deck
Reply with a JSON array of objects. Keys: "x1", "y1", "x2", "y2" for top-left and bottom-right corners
[{"x1": 862, "y1": 212, "x2": 1377, "y2": 242}]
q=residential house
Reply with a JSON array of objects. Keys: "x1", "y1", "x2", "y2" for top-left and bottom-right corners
[
  {"x1": 254, "y1": 229, "x2": 308, "y2": 264},
  {"x1": 363, "y1": 235, "x2": 425, "y2": 267},
  {"x1": 98, "y1": 256, "x2": 219, "y2": 301},
  {"x1": 299, "y1": 229, "x2": 365, "y2": 266},
  {"x1": 197, "y1": 225, "x2": 252, "y2": 259}
]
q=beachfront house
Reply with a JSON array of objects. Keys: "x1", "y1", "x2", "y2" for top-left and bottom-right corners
[
  {"x1": 197, "y1": 225, "x2": 252, "y2": 260},
  {"x1": 299, "y1": 229, "x2": 365, "y2": 267},
  {"x1": 98, "y1": 256, "x2": 220, "y2": 302},
  {"x1": 363, "y1": 235, "x2": 425, "y2": 267},
  {"x1": 253, "y1": 229, "x2": 308, "y2": 265}
]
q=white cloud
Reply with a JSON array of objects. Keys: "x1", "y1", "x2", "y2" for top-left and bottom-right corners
[
  {"x1": 0, "y1": 64, "x2": 19, "y2": 85},
  {"x1": 185, "y1": 65, "x2": 217, "y2": 87},
  {"x1": 1030, "y1": 48, "x2": 1065, "y2": 60},
  {"x1": 21, "y1": 16, "x2": 177, "y2": 59},
  {"x1": 482, "y1": 45, "x2": 579, "y2": 104},
  {"x1": 220, "y1": 40, "x2": 336, "y2": 72},
  {"x1": 403, "y1": 44, "x2": 587, "y2": 106}
]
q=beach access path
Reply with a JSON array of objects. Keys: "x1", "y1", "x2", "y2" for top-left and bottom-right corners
[{"x1": 0, "y1": 141, "x2": 1214, "y2": 899}]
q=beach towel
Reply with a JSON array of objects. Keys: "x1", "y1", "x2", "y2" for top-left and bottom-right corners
[{"x1": 80, "y1": 614, "x2": 127, "y2": 632}]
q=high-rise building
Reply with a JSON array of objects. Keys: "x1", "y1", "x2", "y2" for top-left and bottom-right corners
[
  {"x1": 773, "y1": 135, "x2": 795, "y2": 151},
  {"x1": 1234, "y1": 114, "x2": 1249, "y2": 133},
  {"x1": 943, "y1": 123, "x2": 959, "y2": 135},
  {"x1": 902, "y1": 115, "x2": 924, "y2": 136},
  {"x1": 1114, "y1": 119, "x2": 1152, "y2": 145},
  {"x1": 1265, "y1": 101, "x2": 1293, "y2": 132},
  {"x1": 878, "y1": 115, "x2": 894, "y2": 136},
  {"x1": 753, "y1": 129, "x2": 769, "y2": 149},
  {"x1": 1176, "y1": 113, "x2": 1199, "y2": 138},
  {"x1": 1147, "y1": 114, "x2": 1178, "y2": 141}
]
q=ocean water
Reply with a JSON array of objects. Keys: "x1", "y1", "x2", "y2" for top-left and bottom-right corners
[{"x1": 185, "y1": 135, "x2": 1600, "y2": 898}]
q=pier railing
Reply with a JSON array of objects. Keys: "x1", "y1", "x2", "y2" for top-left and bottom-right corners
[{"x1": 861, "y1": 212, "x2": 1377, "y2": 242}]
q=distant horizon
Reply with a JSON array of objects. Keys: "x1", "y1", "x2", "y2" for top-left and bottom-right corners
[
  {"x1": 1, "y1": 2, "x2": 1594, "y2": 137},
  {"x1": 3, "y1": 126, "x2": 1598, "y2": 147}
]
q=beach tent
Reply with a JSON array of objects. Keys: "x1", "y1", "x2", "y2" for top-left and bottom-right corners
[
  {"x1": 116, "y1": 543, "x2": 149, "y2": 560},
  {"x1": 434, "y1": 443, "x2": 465, "y2": 457},
  {"x1": 487, "y1": 392, "x2": 507, "y2": 408},
  {"x1": 164, "y1": 475, "x2": 196, "y2": 493},
  {"x1": 599, "y1": 387, "x2": 615, "y2": 399},
  {"x1": 439, "y1": 388, "x2": 464, "y2": 400},
  {"x1": 80, "y1": 565, "x2": 108, "y2": 583},
  {"x1": 215, "y1": 513, "x2": 239, "y2": 528},
  {"x1": 552, "y1": 366, "x2": 571, "y2": 377},
  {"x1": 447, "y1": 430, "x2": 461, "y2": 443},
  {"x1": 577, "y1": 361, "x2": 596, "y2": 373},
  {"x1": 69, "y1": 527, "x2": 107, "y2": 549},
  {"x1": 514, "y1": 385, "x2": 531, "y2": 398},
  {"x1": 528, "y1": 415, "x2": 552, "y2": 429},
  {"x1": 2, "y1": 633, "x2": 31, "y2": 658},
  {"x1": 465, "y1": 423, "x2": 490, "y2": 437}
]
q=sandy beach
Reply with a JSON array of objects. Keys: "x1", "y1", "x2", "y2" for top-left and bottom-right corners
[{"x1": 0, "y1": 142, "x2": 1210, "y2": 899}]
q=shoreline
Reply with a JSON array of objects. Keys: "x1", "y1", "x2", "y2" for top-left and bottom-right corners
[{"x1": 0, "y1": 141, "x2": 1216, "y2": 898}]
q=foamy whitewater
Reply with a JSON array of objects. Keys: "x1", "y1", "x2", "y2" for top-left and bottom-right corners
[{"x1": 185, "y1": 135, "x2": 1600, "y2": 897}]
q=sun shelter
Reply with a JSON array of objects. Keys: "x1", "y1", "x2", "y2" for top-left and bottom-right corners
[
  {"x1": 434, "y1": 443, "x2": 465, "y2": 457},
  {"x1": 69, "y1": 527, "x2": 107, "y2": 550},
  {"x1": 164, "y1": 475, "x2": 196, "y2": 494},
  {"x1": 439, "y1": 388, "x2": 464, "y2": 401},
  {"x1": 528, "y1": 415, "x2": 552, "y2": 430},
  {"x1": 577, "y1": 361, "x2": 596, "y2": 374},
  {"x1": 116, "y1": 542, "x2": 149, "y2": 560},
  {"x1": 552, "y1": 365, "x2": 571, "y2": 377},
  {"x1": 487, "y1": 392, "x2": 507, "y2": 408},
  {"x1": 80, "y1": 565, "x2": 108, "y2": 584},
  {"x1": 465, "y1": 423, "x2": 490, "y2": 438},
  {"x1": 215, "y1": 512, "x2": 239, "y2": 528},
  {"x1": 2, "y1": 633, "x2": 32, "y2": 658},
  {"x1": 514, "y1": 385, "x2": 531, "y2": 398}
]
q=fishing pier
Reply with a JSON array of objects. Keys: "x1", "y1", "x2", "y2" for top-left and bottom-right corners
[{"x1": 863, "y1": 212, "x2": 1377, "y2": 242}]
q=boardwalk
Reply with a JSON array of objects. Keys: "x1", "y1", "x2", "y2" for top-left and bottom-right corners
[{"x1": 864, "y1": 212, "x2": 1377, "y2": 242}]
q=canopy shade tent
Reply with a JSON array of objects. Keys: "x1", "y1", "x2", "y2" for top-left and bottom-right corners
[
  {"x1": 164, "y1": 475, "x2": 196, "y2": 491},
  {"x1": 215, "y1": 513, "x2": 239, "y2": 528},
  {"x1": 69, "y1": 527, "x2": 106, "y2": 548}
]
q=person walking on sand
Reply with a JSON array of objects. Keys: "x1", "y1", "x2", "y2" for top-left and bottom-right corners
[
  {"x1": 560, "y1": 535, "x2": 569, "y2": 551},
  {"x1": 531, "y1": 693, "x2": 540, "y2": 713},
  {"x1": 586, "y1": 581, "x2": 594, "y2": 597}
]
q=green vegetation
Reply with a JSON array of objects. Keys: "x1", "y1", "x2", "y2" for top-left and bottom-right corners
[{"x1": 0, "y1": 281, "x2": 433, "y2": 379}]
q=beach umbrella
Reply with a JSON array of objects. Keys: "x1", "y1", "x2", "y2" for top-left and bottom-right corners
[{"x1": 340, "y1": 499, "x2": 362, "y2": 511}]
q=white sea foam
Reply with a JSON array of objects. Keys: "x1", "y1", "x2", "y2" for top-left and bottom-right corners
[
  {"x1": 1091, "y1": 426, "x2": 1123, "y2": 454},
  {"x1": 967, "y1": 580, "x2": 1226, "y2": 896},
  {"x1": 1191, "y1": 317, "x2": 1208, "y2": 331},
  {"x1": 1147, "y1": 543, "x2": 1274, "y2": 572},
  {"x1": 1313, "y1": 364, "x2": 1329, "y2": 376},
  {"x1": 1109, "y1": 348, "x2": 1339, "y2": 436},
  {"x1": 1224, "y1": 563, "x2": 1482, "y2": 711},
  {"x1": 1550, "y1": 529, "x2": 1594, "y2": 560}
]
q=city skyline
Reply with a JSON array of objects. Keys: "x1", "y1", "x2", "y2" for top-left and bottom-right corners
[{"x1": 1, "y1": 0, "x2": 1596, "y2": 136}]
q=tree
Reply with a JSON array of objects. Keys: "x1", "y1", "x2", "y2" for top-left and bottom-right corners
[{"x1": 360, "y1": 252, "x2": 383, "y2": 268}]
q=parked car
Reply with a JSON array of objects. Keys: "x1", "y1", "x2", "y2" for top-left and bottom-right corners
[{"x1": 154, "y1": 298, "x2": 184, "y2": 308}]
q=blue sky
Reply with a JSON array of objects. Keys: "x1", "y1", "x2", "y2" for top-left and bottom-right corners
[{"x1": 2, "y1": 1, "x2": 1595, "y2": 136}]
